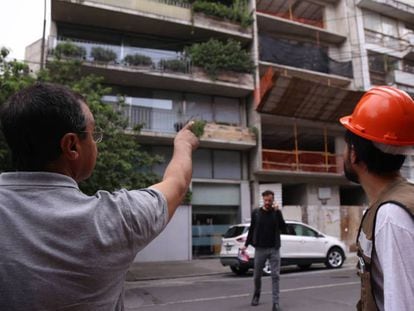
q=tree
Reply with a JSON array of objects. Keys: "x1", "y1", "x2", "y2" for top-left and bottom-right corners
[
  {"x1": 0, "y1": 47, "x2": 163, "y2": 194},
  {"x1": 0, "y1": 48, "x2": 35, "y2": 171}
]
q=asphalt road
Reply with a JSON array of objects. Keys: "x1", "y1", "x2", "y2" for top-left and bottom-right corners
[{"x1": 124, "y1": 263, "x2": 359, "y2": 311}]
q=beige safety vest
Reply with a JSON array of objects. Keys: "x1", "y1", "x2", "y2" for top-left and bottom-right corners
[{"x1": 356, "y1": 178, "x2": 414, "y2": 311}]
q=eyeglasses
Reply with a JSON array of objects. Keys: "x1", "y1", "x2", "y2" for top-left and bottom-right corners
[{"x1": 79, "y1": 127, "x2": 103, "y2": 143}]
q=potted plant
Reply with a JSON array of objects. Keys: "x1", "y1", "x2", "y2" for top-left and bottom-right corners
[
  {"x1": 54, "y1": 41, "x2": 86, "y2": 59},
  {"x1": 186, "y1": 38, "x2": 254, "y2": 79},
  {"x1": 192, "y1": 0, "x2": 253, "y2": 28},
  {"x1": 123, "y1": 53, "x2": 153, "y2": 67},
  {"x1": 159, "y1": 58, "x2": 189, "y2": 73},
  {"x1": 91, "y1": 47, "x2": 117, "y2": 63}
]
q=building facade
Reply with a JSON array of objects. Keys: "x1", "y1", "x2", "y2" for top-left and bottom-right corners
[{"x1": 26, "y1": 0, "x2": 414, "y2": 260}]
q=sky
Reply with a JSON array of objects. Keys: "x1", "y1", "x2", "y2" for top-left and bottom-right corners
[{"x1": 0, "y1": 0, "x2": 50, "y2": 61}]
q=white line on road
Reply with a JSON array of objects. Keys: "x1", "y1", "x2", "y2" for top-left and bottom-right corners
[{"x1": 139, "y1": 281, "x2": 359, "y2": 308}]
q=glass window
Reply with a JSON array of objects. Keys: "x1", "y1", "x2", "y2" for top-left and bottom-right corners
[
  {"x1": 284, "y1": 224, "x2": 296, "y2": 236},
  {"x1": 186, "y1": 94, "x2": 213, "y2": 122},
  {"x1": 293, "y1": 224, "x2": 317, "y2": 237},
  {"x1": 364, "y1": 11, "x2": 379, "y2": 32},
  {"x1": 382, "y1": 16, "x2": 398, "y2": 37},
  {"x1": 214, "y1": 97, "x2": 241, "y2": 125},
  {"x1": 223, "y1": 225, "x2": 248, "y2": 238},
  {"x1": 193, "y1": 149, "x2": 213, "y2": 179},
  {"x1": 213, "y1": 150, "x2": 241, "y2": 180},
  {"x1": 151, "y1": 146, "x2": 172, "y2": 176}
]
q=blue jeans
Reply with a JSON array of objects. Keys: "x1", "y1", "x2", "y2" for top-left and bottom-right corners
[{"x1": 253, "y1": 247, "x2": 281, "y2": 304}]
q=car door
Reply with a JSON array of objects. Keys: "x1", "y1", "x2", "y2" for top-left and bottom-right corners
[
  {"x1": 280, "y1": 223, "x2": 304, "y2": 258},
  {"x1": 291, "y1": 223, "x2": 327, "y2": 258}
]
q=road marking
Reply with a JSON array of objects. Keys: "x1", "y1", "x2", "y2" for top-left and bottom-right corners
[
  {"x1": 127, "y1": 266, "x2": 357, "y2": 289},
  {"x1": 139, "y1": 281, "x2": 359, "y2": 308}
]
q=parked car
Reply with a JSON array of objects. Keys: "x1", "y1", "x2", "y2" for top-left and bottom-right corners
[{"x1": 220, "y1": 220, "x2": 347, "y2": 275}]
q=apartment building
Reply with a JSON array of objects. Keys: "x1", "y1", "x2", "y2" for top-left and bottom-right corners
[
  {"x1": 352, "y1": 0, "x2": 414, "y2": 181},
  {"x1": 26, "y1": 0, "x2": 414, "y2": 259}
]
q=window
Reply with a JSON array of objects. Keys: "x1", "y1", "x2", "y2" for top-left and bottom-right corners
[
  {"x1": 293, "y1": 224, "x2": 318, "y2": 237},
  {"x1": 193, "y1": 149, "x2": 242, "y2": 180},
  {"x1": 214, "y1": 97, "x2": 241, "y2": 125}
]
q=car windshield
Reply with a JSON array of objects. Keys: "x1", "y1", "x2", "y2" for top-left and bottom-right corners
[{"x1": 223, "y1": 226, "x2": 248, "y2": 238}]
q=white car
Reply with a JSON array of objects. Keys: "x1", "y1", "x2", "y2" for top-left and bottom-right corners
[{"x1": 220, "y1": 220, "x2": 347, "y2": 275}]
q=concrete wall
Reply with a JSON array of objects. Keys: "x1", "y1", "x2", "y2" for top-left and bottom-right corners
[
  {"x1": 306, "y1": 185, "x2": 341, "y2": 238},
  {"x1": 134, "y1": 205, "x2": 191, "y2": 262}
]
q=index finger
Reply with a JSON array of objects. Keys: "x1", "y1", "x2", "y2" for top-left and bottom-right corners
[{"x1": 182, "y1": 120, "x2": 195, "y2": 130}]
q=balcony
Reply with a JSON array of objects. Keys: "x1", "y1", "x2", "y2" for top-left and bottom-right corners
[
  {"x1": 365, "y1": 29, "x2": 412, "y2": 54},
  {"x1": 262, "y1": 149, "x2": 343, "y2": 174},
  {"x1": 51, "y1": 0, "x2": 252, "y2": 44},
  {"x1": 121, "y1": 105, "x2": 256, "y2": 150},
  {"x1": 256, "y1": 149, "x2": 346, "y2": 183},
  {"x1": 256, "y1": 10, "x2": 346, "y2": 45},
  {"x1": 390, "y1": 69, "x2": 414, "y2": 95},
  {"x1": 47, "y1": 37, "x2": 254, "y2": 97},
  {"x1": 358, "y1": 0, "x2": 414, "y2": 24}
]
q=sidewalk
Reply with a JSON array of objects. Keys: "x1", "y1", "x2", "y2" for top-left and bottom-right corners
[
  {"x1": 126, "y1": 258, "x2": 227, "y2": 282},
  {"x1": 126, "y1": 253, "x2": 357, "y2": 282}
]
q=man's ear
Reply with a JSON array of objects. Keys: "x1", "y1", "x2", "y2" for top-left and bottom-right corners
[
  {"x1": 349, "y1": 146, "x2": 358, "y2": 164},
  {"x1": 60, "y1": 133, "x2": 80, "y2": 160}
]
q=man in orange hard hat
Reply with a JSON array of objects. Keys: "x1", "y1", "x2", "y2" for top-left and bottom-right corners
[{"x1": 339, "y1": 86, "x2": 414, "y2": 311}]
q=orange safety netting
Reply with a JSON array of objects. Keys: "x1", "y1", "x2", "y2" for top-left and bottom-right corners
[{"x1": 263, "y1": 150, "x2": 343, "y2": 173}]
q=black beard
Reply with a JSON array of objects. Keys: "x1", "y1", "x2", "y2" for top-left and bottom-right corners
[{"x1": 344, "y1": 161, "x2": 360, "y2": 184}]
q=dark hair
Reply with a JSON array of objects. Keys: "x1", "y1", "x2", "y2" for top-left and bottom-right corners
[
  {"x1": 262, "y1": 190, "x2": 274, "y2": 197},
  {"x1": 0, "y1": 82, "x2": 87, "y2": 170},
  {"x1": 345, "y1": 130, "x2": 405, "y2": 175}
]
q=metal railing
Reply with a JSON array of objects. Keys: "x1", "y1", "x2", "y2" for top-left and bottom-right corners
[
  {"x1": 65, "y1": 0, "x2": 192, "y2": 11},
  {"x1": 262, "y1": 149, "x2": 344, "y2": 174},
  {"x1": 365, "y1": 29, "x2": 410, "y2": 51},
  {"x1": 47, "y1": 36, "x2": 192, "y2": 74}
]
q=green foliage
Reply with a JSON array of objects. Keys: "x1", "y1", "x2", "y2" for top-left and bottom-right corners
[
  {"x1": 186, "y1": 38, "x2": 254, "y2": 78},
  {"x1": 91, "y1": 47, "x2": 117, "y2": 63},
  {"x1": 54, "y1": 41, "x2": 86, "y2": 59},
  {"x1": 249, "y1": 125, "x2": 259, "y2": 137},
  {"x1": 1, "y1": 46, "x2": 163, "y2": 194},
  {"x1": 159, "y1": 58, "x2": 188, "y2": 73},
  {"x1": 192, "y1": 0, "x2": 253, "y2": 28},
  {"x1": 123, "y1": 54, "x2": 153, "y2": 67},
  {"x1": 191, "y1": 120, "x2": 207, "y2": 138},
  {"x1": 182, "y1": 189, "x2": 192, "y2": 205},
  {"x1": 0, "y1": 48, "x2": 35, "y2": 171}
]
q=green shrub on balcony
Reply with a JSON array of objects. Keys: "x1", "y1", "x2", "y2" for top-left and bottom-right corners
[
  {"x1": 91, "y1": 47, "x2": 117, "y2": 63},
  {"x1": 186, "y1": 38, "x2": 254, "y2": 78},
  {"x1": 159, "y1": 58, "x2": 188, "y2": 73},
  {"x1": 54, "y1": 41, "x2": 86, "y2": 59},
  {"x1": 123, "y1": 54, "x2": 153, "y2": 67},
  {"x1": 192, "y1": 0, "x2": 253, "y2": 28},
  {"x1": 191, "y1": 120, "x2": 207, "y2": 138}
]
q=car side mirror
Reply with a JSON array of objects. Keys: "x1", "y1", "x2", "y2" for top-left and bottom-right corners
[{"x1": 317, "y1": 233, "x2": 324, "y2": 238}]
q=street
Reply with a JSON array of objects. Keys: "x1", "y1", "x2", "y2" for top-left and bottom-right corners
[{"x1": 124, "y1": 263, "x2": 359, "y2": 311}]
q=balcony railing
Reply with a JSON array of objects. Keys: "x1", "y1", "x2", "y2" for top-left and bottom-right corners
[
  {"x1": 262, "y1": 149, "x2": 344, "y2": 174},
  {"x1": 107, "y1": 103, "x2": 198, "y2": 134},
  {"x1": 48, "y1": 36, "x2": 192, "y2": 74},
  {"x1": 365, "y1": 29, "x2": 410, "y2": 51},
  {"x1": 259, "y1": 35, "x2": 353, "y2": 78}
]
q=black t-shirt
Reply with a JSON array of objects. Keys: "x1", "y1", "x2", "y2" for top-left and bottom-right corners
[{"x1": 245, "y1": 208, "x2": 287, "y2": 249}]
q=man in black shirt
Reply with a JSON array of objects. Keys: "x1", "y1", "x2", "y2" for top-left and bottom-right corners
[{"x1": 241, "y1": 190, "x2": 287, "y2": 311}]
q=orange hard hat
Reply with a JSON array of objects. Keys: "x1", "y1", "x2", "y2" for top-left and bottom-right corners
[{"x1": 340, "y1": 86, "x2": 414, "y2": 146}]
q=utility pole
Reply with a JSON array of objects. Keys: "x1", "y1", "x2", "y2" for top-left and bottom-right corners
[{"x1": 40, "y1": 0, "x2": 47, "y2": 69}]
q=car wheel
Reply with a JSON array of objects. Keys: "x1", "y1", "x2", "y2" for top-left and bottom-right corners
[
  {"x1": 298, "y1": 264, "x2": 312, "y2": 270},
  {"x1": 325, "y1": 247, "x2": 344, "y2": 269},
  {"x1": 262, "y1": 259, "x2": 271, "y2": 276},
  {"x1": 230, "y1": 265, "x2": 248, "y2": 275}
]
